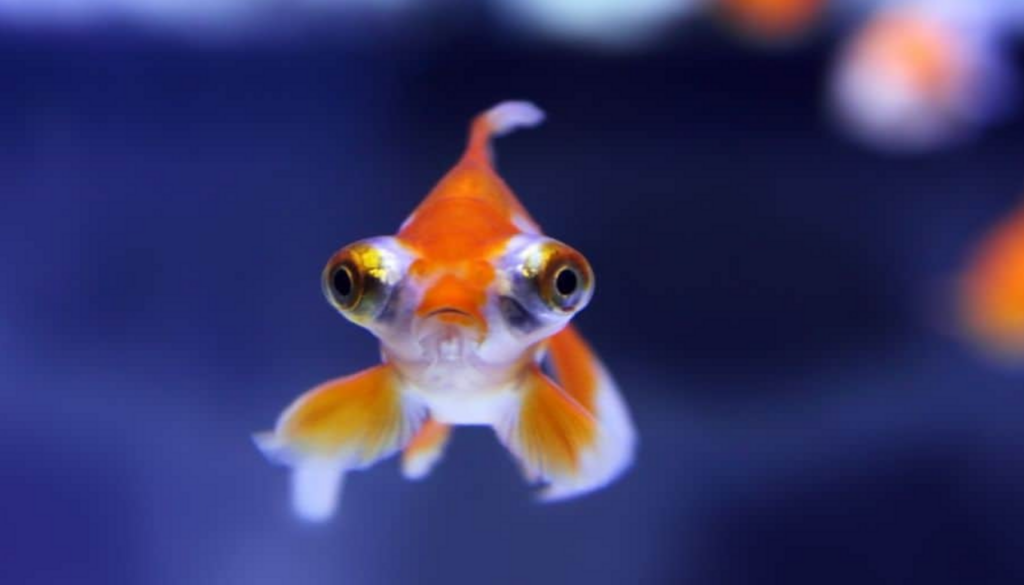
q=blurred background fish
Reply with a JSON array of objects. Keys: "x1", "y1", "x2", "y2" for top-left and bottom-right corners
[
  {"x1": 715, "y1": 0, "x2": 827, "y2": 44},
  {"x1": 958, "y1": 195, "x2": 1024, "y2": 362},
  {"x1": 830, "y1": 0, "x2": 1018, "y2": 152},
  {"x1": 3, "y1": 1, "x2": 1024, "y2": 585}
]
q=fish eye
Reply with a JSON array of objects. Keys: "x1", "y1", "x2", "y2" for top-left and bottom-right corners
[
  {"x1": 555, "y1": 267, "x2": 579, "y2": 297},
  {"x1": 542, "y1": 259, "x2": 590, "y2": 312},
  {"x1": 517, "y1": 240, "x2": 594, "y2": 315},
  {"x1": 328, "y1": 263, "x2": 358, "y2": 309},
  {"x1": 322, "y1": 241, "x2": 403, "y2": 323}
]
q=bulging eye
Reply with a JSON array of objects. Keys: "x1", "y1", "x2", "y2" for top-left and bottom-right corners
[
  {"x1": 519, "y1": 240, "x2": 594, "y2": 315},
  {"x1": 555, "y1": 266, "x2": 580, "y2": 299},
  {"x1": 322, "y1": 240, "x2": 404, "y2": 323},
  {"x1": 540, "y1": 256, "x2": 591, "y2": 313},
  {"x1": 328, "y1": 263, "x2": 358, "y2": 309}
]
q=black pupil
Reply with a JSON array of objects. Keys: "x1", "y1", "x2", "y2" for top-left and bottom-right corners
[
  {"x1": 555, "y1": 268, "x2": 578, "y2": 296},
  {"x1": 333, "y1": 267, "x2": 353, "y2": 298}
]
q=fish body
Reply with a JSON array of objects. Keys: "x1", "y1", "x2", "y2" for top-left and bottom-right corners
[
  {"x1": 830, "y1": 0, "x2": 1017, "y2": 152},
  {"x1": 256, "y1": 102, "x2": 636, "y2": 521}
]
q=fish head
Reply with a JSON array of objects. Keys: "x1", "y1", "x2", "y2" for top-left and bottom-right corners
[
  {"x1": 321, "y1": 232, "x2": 594, "y2": 369},
  {"x1": 322, "y1": 101, "x2": 594, "y2": 371}
]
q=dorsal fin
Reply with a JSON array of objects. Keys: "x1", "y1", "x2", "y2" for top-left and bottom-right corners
[
  {"x1": 399, "y1": 101, "x2": 545, "y2": 241},
  {"x1": 463, "y1": 101, "x2": 546, "y2": 166}
]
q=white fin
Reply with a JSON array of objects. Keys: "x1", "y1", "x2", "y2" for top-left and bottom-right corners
[
  {"x1": 292, "y1": 458, "x2": 347, "y2": 522},
  {"x1": 253, "y1": 365, "x2": 426, "y2": 523},
  {"x1": 485, "y1": 101, "x2": 546, "y2": 137},
  {"x1": 253, "y1": 433, "x2": 348, "y2": 522}
]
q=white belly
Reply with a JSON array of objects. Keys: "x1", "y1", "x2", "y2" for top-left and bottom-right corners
[
  {"x1": 402, "y1": 360, "x2": 521, "y2": 426},
  {"x1": 382, "y1": 322, "x2": 530, "y2": 426},
  {"x1": 418, "y1": 386, "x2": 519, "y2": 426}
]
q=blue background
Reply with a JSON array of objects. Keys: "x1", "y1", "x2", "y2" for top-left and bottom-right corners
[{"x1": 2, "y1": 18, "x2": 1024, "y2": 585}]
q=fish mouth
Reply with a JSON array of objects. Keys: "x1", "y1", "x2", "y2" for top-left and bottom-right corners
[
  {"x1": 415, "y1": 309, "x2": 483, "y2": 363},
  {"x1": 426, "y1": 308, "x2": 473, "y2": 319},
  {"x1": 424, "y1": 307, "x2": 484, "y2": 329}
]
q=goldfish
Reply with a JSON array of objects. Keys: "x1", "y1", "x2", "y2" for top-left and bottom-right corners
[
  {"x1": 958, "y1": 197, "x2": 1024, "y2": 361},
  {"x1": 255, "y1": 101, "x2": 637, "y2": 521},
  {"x1": 830, "y1": 1, "x2": 1017, "y2": 153}
]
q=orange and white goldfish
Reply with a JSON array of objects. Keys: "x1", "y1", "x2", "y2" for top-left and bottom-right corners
[
  {"x1": 255, "y1": 101, "x2": 636, "y2": 521},
  {"x1": 958, "y1": 197, "x2": 1024, "y2": 361},
  {"x1": 830, "y1": 1, "x2": 1017, "y2": 153}
]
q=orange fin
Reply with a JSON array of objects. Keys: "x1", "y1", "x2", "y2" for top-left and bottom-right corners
[
  {"x1": 547, "y1": 325, "x2": 604, "y2": 412},
  {"x1": 401, "y1": 418, "x2": 452, "y2": 481},
  {"x1": 497, "y1": 360, "x2": 635, "y2": 502},
  {"x1": 542, "y1": 325, "x2": 636, "y2": 499},
  {"x1": 254, "y1": 364, "x2": 425, "y2": 522},
  {"x1": 548, "y1": 329, "x2": 634, "y2": 499},
  {"x1": 546, "y1": 326, "x2": 636, "y2": 441}
]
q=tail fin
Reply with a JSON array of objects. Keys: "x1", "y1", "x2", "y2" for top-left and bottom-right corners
[{"x1": 464, "y1": 101, "x2": 546, "y2": 165}]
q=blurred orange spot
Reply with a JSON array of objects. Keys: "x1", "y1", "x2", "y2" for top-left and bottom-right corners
[
  {"x1": 960, "y1": 201, "x2": 1024, "y2": 357},
  {"x1": 720, "y1": 0, "x2": 825, "y2": 40},
  {"x1": 852, "y1": 11, "x2": 965, "y2": 104}
]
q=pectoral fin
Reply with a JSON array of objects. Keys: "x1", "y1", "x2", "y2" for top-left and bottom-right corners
[
  {"x1": 255, "y1": 364, "x2": 425, "y2": 522},
  {"x1": 540, "y1": 325, "x2": 637, "y2": 500},
  {"x1": 497, "y1": 357, "x2": 634, "y2": 501}
]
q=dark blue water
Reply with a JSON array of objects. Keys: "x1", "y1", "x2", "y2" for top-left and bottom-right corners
[{"x1": 2, "y1": 24, "x2": 1023, "y2": 585}]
